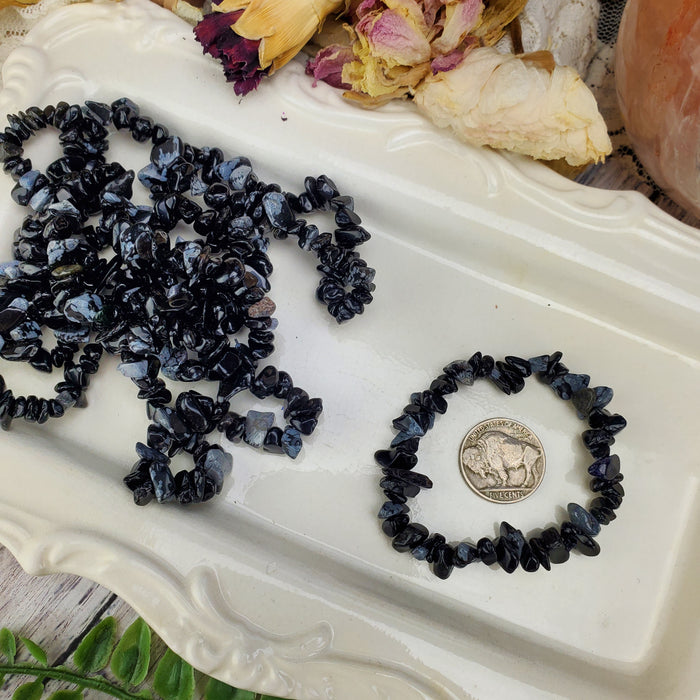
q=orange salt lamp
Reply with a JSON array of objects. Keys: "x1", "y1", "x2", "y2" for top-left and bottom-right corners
[{"x1": 615, "y1": 0, "x2": 700, "y2": 218}]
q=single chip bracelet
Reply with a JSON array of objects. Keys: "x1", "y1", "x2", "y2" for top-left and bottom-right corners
[{"x1": 374, "y1": 351, "x2": 627, "y2": 578}]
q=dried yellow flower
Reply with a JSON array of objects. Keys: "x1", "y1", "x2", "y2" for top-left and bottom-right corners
[
  {"x1": 0, "y1": 0, "x2": 39, "y2": 9},
  {"x1": 471, "y1": 0, "x2": 529, "y2": 46},
  {"x1": 215, "y1": 0, "x2": 345, "y2": 72}
]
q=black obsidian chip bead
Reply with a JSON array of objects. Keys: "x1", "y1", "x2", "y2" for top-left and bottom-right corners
[
  {"x1": 590, "y1": 505, "x2": 616, "y2": 525},
  {"x1": 201, "y1": 475, "x2": 218, "y2": 502},
  {"x1": 410, "y1": 533, "x2": 437, "y2": 560},
  {"x1": 429, "y1": 374, "x2": 458, "y2": 395},
  {"x1": 540, "y1": 527, "x2": 570, "y2": 564},
  {"x1": 334, "y1": 205, "x2": 361, "y2": 228},
  {"x1": 503, "y1": 355, "x2": 532, "y2": 377},
  {"x1": 10, "y1": 395, "x2": 26, "y2": 418},
  {"x1": 36, "y1": 398, "x2": 50, "y2": 424},
  {"x1": 137, "y1": 382, "x2": 172, "y2": 406},
  {"x1": 499, "y1": 521, "x2": 526, "y2": 554},
  {"x1": 495, "y1": 538, "x2": 520, "y2": 573},
  {"x1": 412, "y1": 389, "x2": 447, "y2": 415},
  {"x1": 0, "y1": 388, "x2": 15, "y2": 413},
  {"x1": 566, "y1": 502, "x2": 601, "y2": 537},
  {"x1": 173, "y1": 470, "x2": 196, "y2": 505},
  {"x1": 495, "y1": 522, "x2": 526, "y2": 572},
  {"x1": 378, "y1": 501, "x2": 409, "y2": 520},
  {"x1": 251, "y1": 365, "x2": 278, "y2": 398},
  {"x1": 587, "y1": 454, "x2": 621, "y2": 481},
  {"x1": 477, "y1": 537, "x2": 498, "y2": 565},
  {"x1": 550, "y1": 372, "x2": 590, "y2": 400},
  {"x1": 432, "y1": 544, "x2": 455, "y2": 579},
  {"x1": 24, "y1": 395, "x2": 39, "y2": 423},
  {"x1": 383, "y1": 489, "x2": 407, "y2": 505},
  {"x1": 598, "y1": 487, "x2": 623, "y2": 510},
  {"x1": 590, "y1": 494, "x2": 621, "y2": 512},
  {"x1": 528, "y1": 537, "x2": 551, "y2": 571},
  {"x1": 583, "y1": 428, "x2": 616, "y2": 451},
  {"x1": 463, "y1": 352, "x2": 482, "y2": 377},
  {"x1": 0, "y1": 409, "x2": 13, "y2": 430},
  {"x1": 392, "y1": 523, "x2": 429, "y2": 553},
  {"x1": 374, "y1": 448, "x2": 418, "y2": 471},
  {"x1": 379, "y1": 476, "x2": 420, "y2": 500},
  {"x1": 590, "y1": 474, "x2": 624, "y2": 491},
  {"x1": 588, "y1": 409, "x2": 627, "y2": 434},
  {"x1": 84, "y1": 100, "x2": 112, "y2": 125},
  {"x1": 176, "y1": 391, "x2": 217, "y2": 433},
  {"x1": 490, "y1": 361, "x2": 525, "y2": 394},
  {"x1": 475, "y1": 354, "x2": 495, "y2": 377},
  {"x1": 381, "y1": 513, "x2": 409, "y2": 537},
  {"x1": 218, "y1": 411, "x2": 245, "y2": 442},
  {"x1": 560, "y1": 522, "x2": 600, "y2": 557},
  {"x1": 0, "y1": 138, "x2": 22, "y2": 163},
  {"x1": 572, "y1": 385, "x2": 614, "y2": 419},
  {"x1": 539, "y1": 349, "x2": 562, "y2": 371},
  {"x1": 78, "y1": 357, "x2": 100, "y2": 375},
  {"x1": 49, "y1": 101, "x2": 68, "y2": 128},
  {"x1": 111, "y1": 97, "x2": 139, "y2": 129},
  {"x1": 381, "y1": 468, "x2": 432, "y2": 491},
  {"x1": 442, "y1": 359, "x2": 474, "y2": 386},
  {"x1": 130, "y1": 116, "x2": 154, "y2": 142},
  {"x1": 392, "y1": 410, "x2": 430, "y2": 436},
  {"x1": 29, "y1": 348, "x2": 53, "y2": 373},
  {"x1": 601, "y1": 481, "x2": 624, "y2": 499},
  {"x1": 262, "y1": 427, "x2": 285, "y2": 453},
  {"x1": 519, "y1": 542, "x2": 540, "y2": 572},
  {"x1": 453, "y1": 542, "x2": 479, "y2": 567},
  {"x1": 422, "y1": 534, "x2": 448, "y2": 563},
  {"x1": 335, "y1": 226, "x2": 371, "y2": 249},
  {"x1": 47, "y1": 398, "x2": 64, "y2": 418}
]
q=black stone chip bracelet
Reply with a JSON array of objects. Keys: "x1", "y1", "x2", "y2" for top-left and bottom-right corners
[
  {"x1": 0, "y1": 97, "x2": 376, "y2": 505},
  {"x1": 375, "y1": 351, "x2": 626, "y2": 578}
]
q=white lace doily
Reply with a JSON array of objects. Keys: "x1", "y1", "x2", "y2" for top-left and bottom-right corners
[{"x1": 0, "y1": 0, "x2": 90, "y2": 66}]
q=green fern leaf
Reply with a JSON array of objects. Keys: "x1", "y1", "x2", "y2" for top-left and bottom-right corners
[
  {"x1": 47, "y1": 690, "x2": 84, "y2": 700},
  {"x1": 153, "y1": 649, "x2": 195, "y2": 700},
  {"x1": 12, "y1": 680, "x2": 43, "y2": 700},
  {"x1": 110, "y1": 617, "x2": 151, "y2": 687},
  {"x1": 0, "y1": 628, "x2": 16, "y2": 663},
  {"x1": 203, "y1": 677, "x2": 254, "y2": 700},
  {"x1": 19, "y1": 638, "x2": 47, "y2": 666},
  {"x1": 73, "y1": 616, "x2": 116, "y2": 673}
]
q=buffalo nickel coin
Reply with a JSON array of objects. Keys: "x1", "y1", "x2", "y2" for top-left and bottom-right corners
[{"x1": 459, "y1": 418, "x2": 545, "y2": 503}]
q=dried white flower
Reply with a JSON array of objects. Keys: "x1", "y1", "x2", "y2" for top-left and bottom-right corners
[{"x1": 413, "y1": 46, "x2": 611, "y2": 165}]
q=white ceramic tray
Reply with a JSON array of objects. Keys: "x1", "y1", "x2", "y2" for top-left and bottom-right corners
[{"x1": 0, "y1": 1, "x2": 699, "y2": 698}]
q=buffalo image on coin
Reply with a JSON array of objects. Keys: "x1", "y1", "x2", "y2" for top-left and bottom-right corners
[{"x1": 459, "y1": 419, "x2": 545, "y2": 503}]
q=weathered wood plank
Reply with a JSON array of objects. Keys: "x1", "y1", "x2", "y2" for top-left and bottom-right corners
[{"x1": 0, "y1": 544, "x2": 141, "y2": 697}]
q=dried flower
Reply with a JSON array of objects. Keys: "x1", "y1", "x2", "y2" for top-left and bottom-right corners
[
  {"x1": 412, "y1": 46, "x2": 612, "y2": 165},
  {"x1": 306, "y1": 44, "x2": 355, "y2": 88},
  {"x1": 470, "y1": 0, "x2": 528, "y2": 46},
  {"x1": 309, "y1": 0, "x2": 486, "y2": 104},
  {"x1": 0, "y1": 0, "x2": 38, "y2": 9},
  {"x1": 195, "y1": 0, "x2": 346, "y2": 94},
  {"x1": 194, "y1": 10, "x2": 268, "y2": 95}
]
